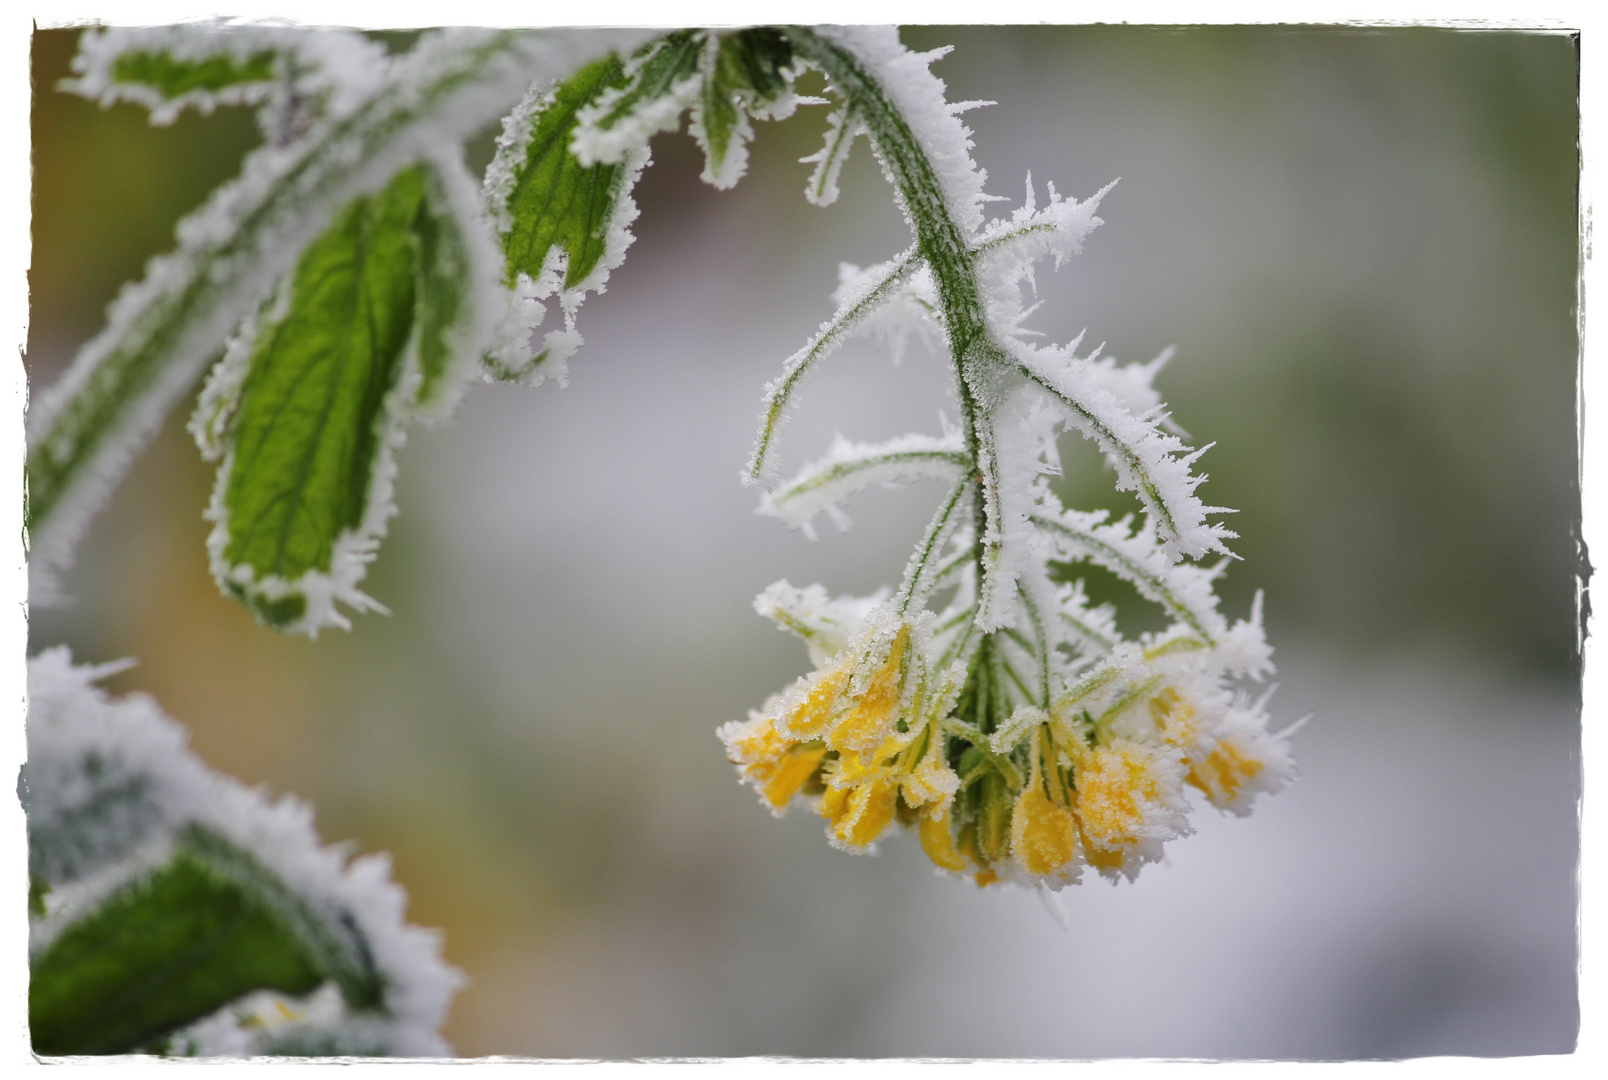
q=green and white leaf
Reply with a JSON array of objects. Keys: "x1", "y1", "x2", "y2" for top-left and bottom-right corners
[
  {"x1": 24, "y1": 648, "x2": 460, "y2": 1057},
  {"x1": 196, "y1": 157, "x2": 493, "y2": 636},
  {"x1": 800, "y1": 103, "x2": 862, "y2": 207},
  {"x1": 745, "y1": 248, "x2": 923, "y2": 484},
  {"x1": 27, "y1": 29, "x2": 641, "y2": 605},
  {"x1": 570, "y1": 31, "x2": 703, "y2": 167},
  {"x1": 62, "y1": 25, "x2": 387, "y2": 133},
  {"x1": 759, "y1": 429, "x2": 969, "y2": 538},
  {"x1": 688, "y1": 28, "x2": 805, "y2": 190},
  {"x1": 481, "y1": 52, "x2": 649, "y2": 387}
]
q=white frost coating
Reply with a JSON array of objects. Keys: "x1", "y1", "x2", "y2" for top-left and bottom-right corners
[
  {"x1": 189, "y1": 279, "x2": 290, "y2": 462},
  {"x1": 62, "y1": 25, "x2": 387, "y2": 130},
  {"x1": 689, "y1": 40, "x2": 809, "y2": 191},
  {"x1": 1032, "y1": 495, "x2": 1229, "y2": 646},
  {"x1": 833, "y1": 260, "x2": 941, "y2": 366},
  {"x1": 745, "y1": 248, "x2": 921, "y2": 484},
  {"x1": 689, "y1": 35, "x2": 752, "y2": 189},
  {"x1": 755, "y1": 580, "x2": 889, "y2": 668},
  {"x1": 1053, "y1": 578, "x2": 1120, "y2": 659},
  {"x1": 572, "y1": 34, "x2": 700, "y2": 168},
  {"x1": 801, "y1": 103, "x2": 863, "y2": 207},
  {"x1": 1012, "y1": 335, "x2": 1234, "y2": 562},
  {"x1": 482, "y1": 74, "x2": 652, "y2": 385},
  {"x1": 200, "y1": 154, "x2": 499, "y2": 638},
  {"x1": 28, "y1": 29, "x2": 646, "y2": 600},
  {"x1": 974, "y1": 177, "x2": 1110, "y2": 282},
  {"x1": 759, "y1": 429, "x2": 968, "y2": 539},
  {"x1": 813, "y1": 27, "x2": 990, "y2": 235},
  {"x1": 24, "y1": 648, "x2": 462, "y2": 1056},
  {"x1": 411, "y1": 149, "x2": 505, "y2": 424},
  {"x1": 974, "y1": 386, "x2": 1061, "y2": 633}
]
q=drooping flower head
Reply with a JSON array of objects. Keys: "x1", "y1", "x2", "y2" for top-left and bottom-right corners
[{"x1": 721, "y1": 27, "x2": 1298, "y2": 892}]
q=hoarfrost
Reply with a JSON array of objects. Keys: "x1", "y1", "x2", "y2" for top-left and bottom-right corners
[{"x1": 24, "y1": 648, "x2": 461, "y2": 1056}]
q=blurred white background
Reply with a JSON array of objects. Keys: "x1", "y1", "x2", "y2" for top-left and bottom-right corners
[{"x1": 27, "y1": 26, "x2": 1580, "y2": 1057}]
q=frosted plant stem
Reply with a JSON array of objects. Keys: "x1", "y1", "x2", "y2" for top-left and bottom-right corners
[
  {"x1": 746, "y1": 249, "x2": 921, "y2": 482},
  {"x1": 1028, "y1": 511, "x2": 1217, "y2": 643},
  {"x1": 894, "y1": 480, "x2": 971, "y2": 617},
  {"x1": 783, "y1": 27, "x2": 999, "y2": 590},
  {"x1": 25, "y1": 30, "x2": 619, "y2": 588}
]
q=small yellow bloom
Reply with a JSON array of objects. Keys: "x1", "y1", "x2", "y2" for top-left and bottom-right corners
[
  {"x1": 830, "y1": 624, "x2": 911, "y2": 753},
  {"x1": 721, "y1": 714, "x2": 827, "y2": 812},
  {"x1": 1010, "y1": 778, "x2": 1080, "y2": 878},
  {"x1": 1186, "y1": 736, "x2": 1265, "y2": 807},
  {"x1": 776, "y1": 662, "x2": 854, "y2": 741},
  {"x1": 919, "y1": 805, "x2": 968, "y2": 872},
  {"x1": 1072, "y1": 738, "x2": 1169, "y2": 856},
  {"x1": 821, "y1": 773, "x2": 899, "y2": 849}
]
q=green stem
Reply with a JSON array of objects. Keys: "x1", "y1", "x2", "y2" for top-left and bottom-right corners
[{"x1": 783, "y1": 27, "x2": 1001, "y2": 600}]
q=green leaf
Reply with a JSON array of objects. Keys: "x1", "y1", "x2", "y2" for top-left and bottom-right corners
[
  {"x1": 695, "y1": 29, "x2": 798, "y2": 189},
  {"x1": 27, "y1": 30, "x2": 541, "y2": 596},
  {"x1": 109, "y1": 48, "x2": 278, "y2": 100},
  {"x1": 29, "y1": 827, "x2": 381, "y2": 1056},
  {"x1": 718, "y1": 28, "x2": 795, "y2": 103},
  {"x1": 587, "y1": 30, "x2": 700, "y2": 134},
  {"x1": 209, "y1": 166, "x2": 430, "y2": 632},
  {"x1": 410, "y1": 167, "x2": 474, "y2": 411},
  {"x1": 498, "y1": 54, "x2": 632, "y2": 293}
]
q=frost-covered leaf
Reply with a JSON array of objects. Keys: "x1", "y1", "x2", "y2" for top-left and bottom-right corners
[
  {"x1": 30, "y1": 828, "x2": 364, "y2": 1056},
  {"x1": 690, "y1": 28, "x2": 801, "y2": 189},
  {"x1": 760, "y1": 430, "x2": 969, "y2": 538},
  {"x1": 800, "y1": 103, "x2": 863, "y2": 207},
  {"x1": 63, "y1": 26, "x2": 387, "y2": 133},
  {"x1": 491, "y1": 54, "x2": 633, "y2": 293},
  {"x1": 746, "y1": 249, "x2": 922, "y2": 484},
  {"x1": 572, "y1": 30, "x2": 702, "y2": 166},
  {"x1": 25, "y1": 648, "x2": 460, "y2": 1057},
  {"x1": 481, "y1": 52, "x2": 649, "y2": 385},
  {"x1": 28, "y1": 29, "x2": 634, "y2": 603},
  {"x1": 113, "y1": 48, "x2": 276, "y2": 101},
  {"x1": 199, "y1": 160, "x2": 489, "y2": 635},
  {"x1": 1029, "y1": 500, "x2": 1228, "y2": 645}
]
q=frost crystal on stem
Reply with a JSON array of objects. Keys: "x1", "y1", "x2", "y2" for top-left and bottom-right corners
[{"x1": 723, "y1": 27, "x2": 1297, "y2": 889}]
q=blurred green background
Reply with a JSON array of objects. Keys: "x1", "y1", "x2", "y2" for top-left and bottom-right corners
[{"x1": 27, "y1": 26, "x2": 1580, "y2": 1058}]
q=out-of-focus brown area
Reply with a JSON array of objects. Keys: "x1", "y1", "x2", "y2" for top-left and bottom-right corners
[{"x1": 27, "y1": 27, "x2": 1579, "y2": 1058}]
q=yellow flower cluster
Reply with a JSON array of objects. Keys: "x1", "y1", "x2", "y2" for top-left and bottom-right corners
[
  {"x1": 723, "y1": 609, "x2": 1295, "y2": 890},
  {"x1": 720, "y1": 614, "x2": 962, "y2": 854}
]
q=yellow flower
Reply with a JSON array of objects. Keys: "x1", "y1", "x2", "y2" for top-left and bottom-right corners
[
  {"x1": 820, "y1": 750, "x2": 900, "y2": 850},
  {"x1": 1149, "y1": 685, "x2": 1288, "y2": 814},
  {"x1": 774, "y1": 662, "x2": 854, "y2": 741},
  {"x1": 769, "y1": 619, "x2": 923, "y2": 762},
  {"x1": 1185, "y1": 735, "x2": 1266, "y2": 809},
  {"x1": 1071, "y1": 736, "x2": 1185, "y2": 875},
  {"x1": 829, "y1": 624, "x2": 914, "y2": 754},
  {"x1": 720, "y1": 713, "x2": 827, "y2": 813},
  {"x1": 1010, "y1": 779, "x2": 1080, "y2": 879},
  {"x1": 919, "y1": 805, "x2": 968, "y2": 872}
]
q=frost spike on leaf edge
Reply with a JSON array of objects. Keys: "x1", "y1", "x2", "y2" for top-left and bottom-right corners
[{"x1": 481, "y1": 50, "x2": 650, "y2": 387}]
